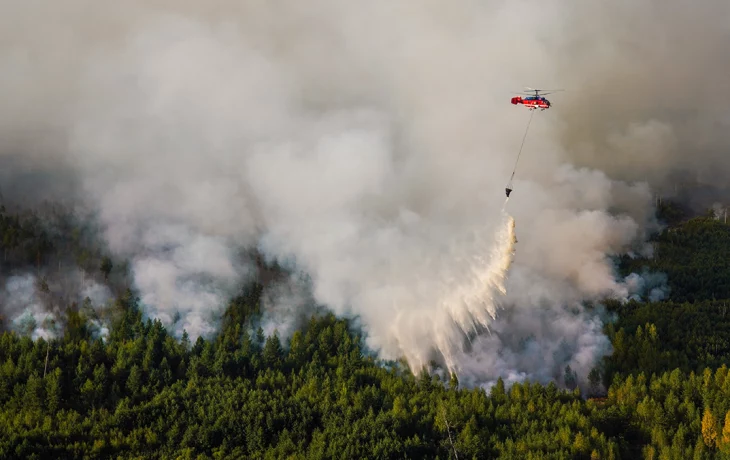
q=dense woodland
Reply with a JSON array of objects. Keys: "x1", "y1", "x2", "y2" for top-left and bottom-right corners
[{"x1": 2, "y1": 201, "x2": 730, "y2": 458}]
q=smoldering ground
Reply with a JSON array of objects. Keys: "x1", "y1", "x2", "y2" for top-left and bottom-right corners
[{"x1": 1, "y1": 0, "x2": 728, "y2": 388}]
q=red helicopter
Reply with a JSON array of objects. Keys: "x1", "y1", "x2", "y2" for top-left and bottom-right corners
[{"x1": 510, "y1": 87, "x2": 563, "y2": 111}]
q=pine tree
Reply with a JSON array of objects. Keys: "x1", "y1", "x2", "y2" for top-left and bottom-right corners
[
  {"x1": 720, "y1": 411, "x2": 730, "y2": 452},
  {"x1": 588, "y1": 368, "x2": 601, "y2": 396},
  {"x1": 701, "y1": 407, "x2": 718, "y2": 448},
  {"x1": 263, "y1": 332, "x2": 284, "y2": 369},
  {"x1": 45, "y1": 367, "x2": 62, "y2": 413},
  {"x1": 564, "y1": 365, "x2": 578, "y2": 391},
  {"x1": 127, "y1": 364, "x2": 142, "y2": 396}
]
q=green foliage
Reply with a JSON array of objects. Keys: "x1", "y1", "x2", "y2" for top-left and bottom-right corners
[
  {"x1": 0, "y1": 205, "x2": 128, "y2": 290},
  {"x1": 621, "y1": 215, "x2": 730, "y2": 302},
  {"x1": 0, "y1": 294, "x2": 618, "y2": 459},
  {"x1": 0, "y1": 206, "x2": 54, "y2": 267},
  {"x1": 3, "y1": 201, "x2": 730, "y2": 457},
  {"x1": 655, "y1": 199, "x2": 689, "y2": 227}
]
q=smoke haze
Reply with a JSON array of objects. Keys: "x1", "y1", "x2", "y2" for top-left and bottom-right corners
[{"x1": 2, "y1": 0, "x2": 728, "y2": 388}]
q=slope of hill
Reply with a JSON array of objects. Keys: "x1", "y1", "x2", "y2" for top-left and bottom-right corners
[{"x1": 1, "y1": 203, "x2": 730, "y2": 458}]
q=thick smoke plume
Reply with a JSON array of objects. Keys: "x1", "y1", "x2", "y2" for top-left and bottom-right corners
[{"x1": 2, "y1": 0, "x2": 728, "y2": 388}]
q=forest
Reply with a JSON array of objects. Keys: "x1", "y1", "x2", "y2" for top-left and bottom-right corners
[{"x1": 2, "y1": 201, "x2": 730, "y2": 459}]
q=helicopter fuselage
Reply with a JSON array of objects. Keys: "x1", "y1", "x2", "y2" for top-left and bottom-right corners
[{"x1": 510, "y1": 95, "x2": 551, "y2": 110}]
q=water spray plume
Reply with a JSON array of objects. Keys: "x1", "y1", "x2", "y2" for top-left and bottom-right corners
[{"x1": 404, "y1": 212, "x2": 518, "y2": 374}]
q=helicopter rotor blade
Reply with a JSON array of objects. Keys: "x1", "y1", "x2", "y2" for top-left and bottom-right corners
[{"x1": 524, "y1": 87, "x2": 565, "y2": 93}]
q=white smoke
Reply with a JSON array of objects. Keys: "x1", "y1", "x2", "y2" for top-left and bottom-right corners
[
  {"x1": 258, "y1": 272, "x2": 315, "y2": 340},
  {"x1": 5, "y1": 274, "x2": 57, "y2": 341},
  {"x1": 461, "y1": 302, "x2": 611, "y2": 393},
  {"x1": 623, "y1": 270, "x2": 670, "y2": 302},
  {"x1": 129, "y1": 224, "x2": 252, "y2": 338},
  {"x1": 1, "y1": 270, "x2": 113, "y2": 340},
  {"x1": 4, "y1": 0, "x2": 721, "y2": 387}
]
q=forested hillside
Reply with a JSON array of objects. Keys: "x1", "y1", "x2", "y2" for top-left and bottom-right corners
[{"x1": 2, "y1": 203, "x2": 730, "y2": 459}]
